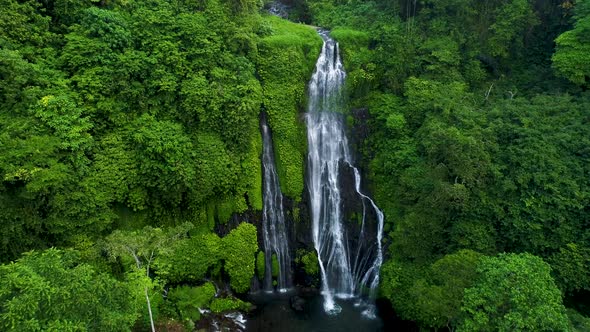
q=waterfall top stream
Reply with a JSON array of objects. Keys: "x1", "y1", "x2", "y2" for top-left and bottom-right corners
[{"x1": 306, "y1": 30, "x2": 384, "y2": 315}]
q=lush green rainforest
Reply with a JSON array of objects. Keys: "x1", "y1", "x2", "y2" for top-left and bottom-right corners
[{"x1": 1, "y1": 0, "x2": 589, "y2": 330}]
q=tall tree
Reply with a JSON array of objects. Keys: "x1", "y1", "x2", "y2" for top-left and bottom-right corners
[
  {"x1": 458, "y1": 253, "x2": 570, "y2": 332},
  {"x1": 105, "y1": 223, "x2": 193, "y2": 332}
]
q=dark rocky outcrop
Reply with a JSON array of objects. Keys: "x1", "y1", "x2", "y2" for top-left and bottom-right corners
[{"x1": 290, "y1": 295, "x2": 306, "y2": 312}]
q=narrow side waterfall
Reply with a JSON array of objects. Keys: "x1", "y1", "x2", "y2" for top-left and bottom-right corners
[
  {"x1": 306, "y1": 31, "x2": 384, "y2": 315},
  {"x1": 260, "y1": 116, "x2": 291, "y2": 292}
]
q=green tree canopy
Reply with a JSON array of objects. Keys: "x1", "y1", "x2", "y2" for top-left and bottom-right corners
[
  {"x1": 458, "y1": 253, "x2": 570, "y2": 332},
  {"x1": 552, "y1": 0, "x2": 590, "y2": 86},
  {"x1": 0, "y1": 248, "x2": 140, "y2": 332},
  {"x1": 105, "y1": 223, "x2": 193, "y2": 332}
]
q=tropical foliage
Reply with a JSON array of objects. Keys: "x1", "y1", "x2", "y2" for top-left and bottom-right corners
[
  {"x1": 305, "y1": 0, "x2": 590, "y2": 329},
  {"x1": 1, "y1": 0, "x2": 589, "y2": 329}
]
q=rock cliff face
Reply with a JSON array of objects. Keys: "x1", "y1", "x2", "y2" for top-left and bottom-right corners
[{"x1": 214, "y1": 108, "x2": 381, "y2": 294}]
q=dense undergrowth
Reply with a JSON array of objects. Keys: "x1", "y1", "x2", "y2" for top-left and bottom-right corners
[
  {"x1": 0, "y1": 0, "x2": 319, "y2": 330},
  {"x1": 1, "y1": 0, "x2": 590, "y2": 330}
]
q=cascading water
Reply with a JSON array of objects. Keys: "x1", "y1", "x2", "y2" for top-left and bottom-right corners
[
  {"x1": 306, "y1": 31, "x2": 384, "y2": 315},
  {"x1": 260, "y1": 116, "x2": 292, "y2": 292}
]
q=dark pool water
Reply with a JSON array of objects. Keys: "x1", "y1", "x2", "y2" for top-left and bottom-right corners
[{"x1": 245, "y1": 291, "x2": 385, "y2": 332}]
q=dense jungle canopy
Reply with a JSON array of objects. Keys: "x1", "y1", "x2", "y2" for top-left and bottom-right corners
[{"x1": 0, "y1": 0, "x2": 589, "y2": 330}]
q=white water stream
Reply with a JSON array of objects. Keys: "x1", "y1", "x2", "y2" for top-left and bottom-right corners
[
  {"x1": 306, "y1": 31, "x2": 384, "y2": 315},
  {"x1": 261, "y1": 116, "x2": 291, "y2": 292}
]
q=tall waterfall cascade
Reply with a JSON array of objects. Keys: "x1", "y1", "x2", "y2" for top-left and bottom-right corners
[
  {"x1": 260, "y1": 116, "x2": 292, "y2": 292},
  {"x1": 306, "y1": 31, "x2": 384, "y2": 315}
]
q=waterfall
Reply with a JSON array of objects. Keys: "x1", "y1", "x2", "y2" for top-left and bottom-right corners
[
  {"x1": 267, "y1": 1, "x2": 289, "y2": 18},
  {"x1": 306, "y1": 31, "x2": 384, "y2": 315},
  {"x1": 260, "y1": 115, "x2": 292, "y2": 292}
]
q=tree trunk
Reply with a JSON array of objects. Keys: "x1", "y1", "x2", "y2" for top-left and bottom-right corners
[
  {"x1": 145, "y1": 286, "x2": 155, "y2": 332},
  {"x1": 146, "y1": 251, "x2": 155, "y2": 332}
]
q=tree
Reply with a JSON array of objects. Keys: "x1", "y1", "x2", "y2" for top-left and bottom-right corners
[
  {"x1": 0, "y1": 248, "x2": 140, "y2": 331},
  {"x1": 549, "y1": 243, "x2": 590, "y2": 295},
  {"x1": 130, "y1": 114, "x2": 196, "y2": 204},
  {"x1": 429, "y1": 249, "x2": 482, "y2": 328},
  {"x1": 0, "y1": 0, "x2": 55, "y2": 53},
  {"x1": 105, "y1": 223, "x2": 193, "y2": 332},
  {"x1": 487, "y1": 0, "x2": 539, "y2": 58},
  {"x1": 485, "y1": 95, "x2": 590, "y2": 254},
  {"x1": 458, "y1": 253, "x2": 570, "y2": 332},
  {"x1": 552, "y1": 0, "x2": 590, "y2": 86},
  {"x1": 154, "y1": 233, "x2": 222, "y2": 283},
  {"x1": 380, "y1": 250, "x2": 481, "y2": 329}
]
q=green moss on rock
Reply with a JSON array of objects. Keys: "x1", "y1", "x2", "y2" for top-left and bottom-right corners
[
  {"x1": 256, "y1": 16, "x2": 322, "y2": 201},
  {"x1": 330, "y1": 28, "x2": 373, "y2": 98},
  {"x1": 271, "y1": 253, "x2": 279, "y2": 278},
  {"x1": 222, "y1": 223, "x2": 258, "y2": 293},
  {"x1": 210, "y1": 297, "x2": 251, "y2": 313},
  {"x1": 155, "y1": 233, "x2": 222, "y2": 283},
  {"x1": 296, "y1": 249, "x2": 319, "y2": 276},
  {"x1": 245, "y1": 128, "x2": 263, "y2": 211},
  {"x1": 256, "y1": 251, "x2": 265, "y2": 280}
]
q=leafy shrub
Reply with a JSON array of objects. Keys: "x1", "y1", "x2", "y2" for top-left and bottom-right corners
[
  {"x1": 210, "y1": 297, "x2": 251, "y2": 313},
  {"x1": 221, "y1": 223, "x2": 258, "y2": 293},
  {"x1": 167, "y1": 283, "x2": 216, "y2": 322},
  {"x1": 296, "y1": 249, "x2": 319, "y2": 276},
  {"x1": 155, "y1": 233, "x2": 222, "y2": 283},
  {"x1": 256, "y1": 251, "x2": 265, "y2": 280}
]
